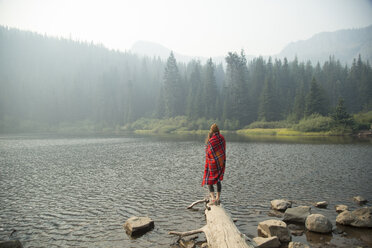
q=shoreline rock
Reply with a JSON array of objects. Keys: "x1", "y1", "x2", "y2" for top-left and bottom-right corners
[
  {"x1": 305, "y1": 214, "x2": 333, "y2": 233},
  {"x1": 253, "y1": 236, "x2": 281, "y2": 248},
  {"x1": 335, "y1": 204, "x2": 348, "y2": 213},
  {"x1": 336, "y1": 207, "x2": 372, "y2": 228},
  {"x1": 270, "y1": 199, "x2": 292, "y2": 212},
  {"x1": 283, "y1": 206, "x2": 311, "y2": 224},
  {"x1": 353, "y1": 196, "x2": 368, "y2": 205},
  {"x1": 314, "y1": 201, "x2": 328, "y2": 208},
  {"x1": 258, "y1": 219, "x2": 291, "y2": 243},
  {"x1": 123, "y1": 216, "x2": 154, "y2": 236}
]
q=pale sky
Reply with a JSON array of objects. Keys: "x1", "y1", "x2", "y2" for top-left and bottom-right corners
[{"x1": 1, "y1": 0, "x2": 372, "y2": 57}]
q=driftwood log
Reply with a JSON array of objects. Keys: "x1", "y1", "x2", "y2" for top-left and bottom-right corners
[{"x1": 169, "y1": 199, "x2": 255, "y2": 248}]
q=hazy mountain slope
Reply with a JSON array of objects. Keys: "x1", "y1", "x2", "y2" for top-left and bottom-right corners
[
  {"x1": 277, "y1": 25, "x2": 372, "y2": 65},
  {"x1": 131, "y1": 40, "x2": 242, "y2": 64}
]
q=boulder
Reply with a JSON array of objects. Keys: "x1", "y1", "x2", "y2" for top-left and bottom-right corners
[
  {"x1": 253, "y1": 236, "x2": 280, "y2": 248},
  {"x1": 0, "y1": 240, "x2": 23, "y2": 248},
  {"x1": 353, "y1": 196, "x2": 368, "y2": 205},
  {"x1": 270, "y1": 199, "x2": 292, "y2": 211},
  {"x1": 258, "y1": 219, "x2": 291, "y2": 243},
  {"x1": 305, "y1": 214, "x2": 333, "y2": 233},
  {"x1": 314, "y1": 201, "x2": 328, "y2": 208},
  {"x1": 123, "y1": 216, "x2": 154, "y2": 236},
  {"x1": 288, "y1": 241, "x2": 310, "y2": 248},
  {"x1": 287, "y1": 224, "x2": 305, "y2": 236},
  {"x1": 283, "y1": 206, "x2": 311, "y2": 223},
  {"x1": 268, "y1": 210, "x2": 284, "y2": 218},
  {"x1": 180, "y1": 239, "x2": 195, "y2": 248},
  {"x1": 335, "y1": 204, "x2": 348, "y2": 213},
  {"x1": 336, "y1": 207, "x2": 372, "y2": 228}
]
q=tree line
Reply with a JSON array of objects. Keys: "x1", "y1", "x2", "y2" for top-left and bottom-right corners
[{"x1": 0, "y1": 26, "x2": 371, "y2": 132}]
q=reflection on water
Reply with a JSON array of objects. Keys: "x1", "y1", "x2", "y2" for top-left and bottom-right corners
[{"x1": 0, "y1": 134, "x2": 371, "y2": 247}]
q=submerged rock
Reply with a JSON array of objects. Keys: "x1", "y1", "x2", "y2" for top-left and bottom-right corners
[
  {"x1": 123, "y1": 216, "x2": 154, "y2": 236},
  {"x1": 335, "y1": 204, "x2": 348, "y2": 213},
  {"x1": 270, "y1": 199, "x2": 292, "y2": 211},
  {"x1": 353, "y1": 196, "x2": 368, "y2": 205},
  {"x1": 258, "y1": 219, "x2": 291, "y2": 243},
  {"x1": 268, "y1": 210, "x2": 284, "y2": 218},
  {"x1": 336, "y1": 207, "x2": 372, "y2": 228},
  {"x1": 305, "y1": 214, "x2": 333, "y2": 233},
  {"x1": 283, "y1": 206, "x2": 311, "y2": 223},
  {"x1": 314, "y1": 201, "x2": 328, "y2": 208},
  {"x1": 288, "y1": 241, "x2": 310, "y2": 248},
  {"x1": 253, "y1": 236, "x2": 280, "y2": 248},
  {"x1": 0, "y1": 240, "x2": 23, "y2": 248}
]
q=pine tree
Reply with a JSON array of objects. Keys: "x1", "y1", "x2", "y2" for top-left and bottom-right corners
[
  {"x1": 186, "y1": 60, "x2": 203, "y2": 119},
  {"x1": 203, "y1": 58, "x2": 218, "y2": 119},
  {"x1": 332, "y1": 98, "x2": 354, "y2": 127},
  {"x1": 305, "y1": 78, "x2": 328, "y2": 116},
  {"x1": 292, "y1": 85, "x2": 306, "y2": 121},
  {"x1": 258, "y1": 77, "x2": 278, "y2": 121},
  {"x1": 163, "y1": 52, "x2": 183, "y2": 117}
]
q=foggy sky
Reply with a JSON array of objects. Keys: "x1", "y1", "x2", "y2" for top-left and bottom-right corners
[{"x1": 0, "y1": 0, "x2": 372, "y2": 57}]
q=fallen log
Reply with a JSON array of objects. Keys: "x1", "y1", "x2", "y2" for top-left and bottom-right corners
[{"x1": 170, "y1": 199, "x2": 256, "y2": 248}]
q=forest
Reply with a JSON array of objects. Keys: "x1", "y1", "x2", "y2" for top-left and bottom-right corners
[{"x1": 0, "y1": 26, "x2": 372, "y2": 133}]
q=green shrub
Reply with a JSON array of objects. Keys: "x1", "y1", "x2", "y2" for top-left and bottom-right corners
[
  {"x1": 245, "y1": 120, "x2": 292, "y2": 129},
  {"x1": 353, "y1": 111, "x2": 372, "y2": 130},
  {"x1": 293, "y1": 114, "x2": 334, "y2": 132}
]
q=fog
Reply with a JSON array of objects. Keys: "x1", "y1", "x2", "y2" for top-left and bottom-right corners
[
  {"x1": 0, "y1": 0, "x2": 372, "y2": 133},
  {"x1": 1, "y1": 0, "x2": 372, "y2": 57}
]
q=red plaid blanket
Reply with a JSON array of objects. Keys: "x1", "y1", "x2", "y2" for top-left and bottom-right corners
[{"x1": 202, "y1": 133, "x2": 226, "y2": 186}]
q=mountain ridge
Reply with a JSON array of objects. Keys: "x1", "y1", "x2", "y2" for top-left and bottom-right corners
[{"x1": 132, "y1": 25, "x2": 372, "y2": 65}]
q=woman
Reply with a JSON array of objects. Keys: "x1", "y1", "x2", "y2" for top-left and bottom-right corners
[{"x1": 202, "y1": 123, "x2": 226, "y2": 205}]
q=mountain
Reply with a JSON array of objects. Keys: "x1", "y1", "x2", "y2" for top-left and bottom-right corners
[
  {"x1": 277, "y1": 25, "x2": 372, "y2": 65},
  {"x1": 131, "y1": 40, "x2": 229, "y2": 65}
]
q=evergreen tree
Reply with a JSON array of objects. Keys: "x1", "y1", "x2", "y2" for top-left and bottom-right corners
[
  {"x1": 332, "y1": 98, "x2": 354, "y2": 127},
  {"x1": 258, "y1": 77, "x2": 278, "y2": 121},
  {"x1": 186, "y1": 60, "x2": 203, "y2": 119},
  {"x1": 292, "y1": 85, "x2": 306, "y2": 121},
  {"x1": 305, "y1": 78, "x2": 328, "y2": 116},
  {"x1": 203, "y1": 58, "x2": 218, "y2": 119},
  {"x1": 162, "y1": 52, "x2": 183, "y2": 117},
  {"x1": 224, "y1": 51, "x2": 250, "y2": 126}
]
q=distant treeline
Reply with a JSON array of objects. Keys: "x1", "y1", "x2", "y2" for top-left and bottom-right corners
[{"x1": 0, "y1": 26, "x2": 371, "y2": 132}]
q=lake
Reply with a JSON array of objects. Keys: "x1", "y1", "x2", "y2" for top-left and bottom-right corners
[{"x1": 0, "y1": 134, "x2": 371, "y2": 247}]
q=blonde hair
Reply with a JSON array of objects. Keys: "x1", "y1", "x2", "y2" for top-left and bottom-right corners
[{"x1": 205, "y1": 123, "x2": 220, "y2": 144}]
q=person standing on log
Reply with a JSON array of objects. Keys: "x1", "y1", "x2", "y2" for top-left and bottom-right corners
[{"x1": 202, "y1": 123, "x2": 226, "y2": 205}]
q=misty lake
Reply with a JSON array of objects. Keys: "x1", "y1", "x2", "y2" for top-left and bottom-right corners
[{"x1": 0, "y1": 134, "x2": 372, "y2": 248}]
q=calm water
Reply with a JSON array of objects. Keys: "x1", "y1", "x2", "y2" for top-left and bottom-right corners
[{"x1": 0, "y1": 134, "x2": 371, "y2": 248}]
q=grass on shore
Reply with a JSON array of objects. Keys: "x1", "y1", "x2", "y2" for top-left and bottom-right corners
[{"x1": 236, "y1": 128, "x2": 331, "y2": 137}]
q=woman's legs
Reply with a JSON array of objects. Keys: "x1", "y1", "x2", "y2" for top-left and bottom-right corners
[
  {"x1": 208, "y1": 182, "x2": 222, "y2": 204},
  {"x1": 216, "y1": 182, "x2": 221, "y2": 203},
  {"x1": 208, "y1": 184, "x2": 216, "y2": 202}
]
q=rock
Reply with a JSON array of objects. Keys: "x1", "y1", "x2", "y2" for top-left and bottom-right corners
[
  {"x1": 180, "y1": 239, "x2": 195, "y2": 248},
  {"x1": 335, "y1": 204, "x2": 348, "y2": 213},
  {"x1": 200, "y1": 243, "x2": 208, "y2": 248},
  {"x1": 336, "y1": 207, "x2": 372, "y2": 227},
  {"x1": 287, "y1": 223, "x2": 305, "y2": 236},
  {"x1": 253, "y1": 236, "x2": 281, "y2": 248},
  {"x1": 123, "y1": 216, "x2": 154, "y2": 236},
  {"x1": 270, "y1": 199, "x2": 292, "y2": 211},
  {"x1": 290, "y1": 230, "x2": 304, "y2": 236},
  {"x1": 283, "y1": 206, "x2": 311, "y2": 223},
  {"x1": 268, "y1": 210, "x2": 284, "y2": 218},
  {"x1": 288, "y1": 241, "x2": 310, "y2": 248},
  {"x1": 353, "y1": 196, "x2": 368, "y2": 204},
  {"x1": 314, "y1": 201, "x2": 328, "y2": 208},
  {"x1": 305, "y1": 214, "x2": 333, "y2": 233},
  {"x1": 258, "y1": 219, "x2": 291, "y2": 243},
  {"x1": 0, "y1": 240, "x2": 23, "y2": 248}
]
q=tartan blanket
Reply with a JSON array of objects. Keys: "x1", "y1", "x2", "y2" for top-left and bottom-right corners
[{"x1": 202, "y1": 133, "x2": 226, "y2": 186}]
